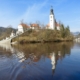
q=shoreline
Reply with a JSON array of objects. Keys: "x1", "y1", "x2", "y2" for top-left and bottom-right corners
[
  {"x1": 18, "y1": 39, "x2": 73, "y2": 44},
  {"x1": 12, "y1": 29, "x2": 74, "y2": 44}
]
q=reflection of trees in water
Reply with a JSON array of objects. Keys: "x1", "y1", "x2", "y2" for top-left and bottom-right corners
[
  {"x1": 13, "y1": 42, "x2": 74, "y2": 60},
  {"x1": 0, "y1": 42, "x2": 74, "y2": 76},
  {"x1": 0, "y1": 45, "x2": 13, "y2": 57},
  {"x1": 0, "y1": 42, "x2": 74, "y2": 62},
  {"x1": 53, "y1": 42, "x2": 74, "y2": 59}
]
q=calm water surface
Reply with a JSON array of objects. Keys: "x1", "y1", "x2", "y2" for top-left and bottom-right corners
[{"x1": 0, "y1": 42, "x2": 80, "y2": 80}]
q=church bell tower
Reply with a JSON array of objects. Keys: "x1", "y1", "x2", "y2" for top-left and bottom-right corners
[{"x1": 49, "y1": 6, "x2": 55, "y2": 30}]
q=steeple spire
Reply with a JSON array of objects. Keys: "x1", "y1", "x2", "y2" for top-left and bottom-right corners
[
  {"x1": 51, "y1": 6, "x2": 53, "y2": 9},
  {"x1": 50, "y1": 6, "x2": 54, "y2": 15}
]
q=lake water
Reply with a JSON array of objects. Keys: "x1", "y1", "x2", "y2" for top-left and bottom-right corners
[{"x1": 0, "y1": 42, "x2": 80, "y2": 80}]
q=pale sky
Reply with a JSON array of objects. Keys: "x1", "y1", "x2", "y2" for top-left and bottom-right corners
[{"x1": 0, "y1": 0, "x2": 80, "y2": 32}]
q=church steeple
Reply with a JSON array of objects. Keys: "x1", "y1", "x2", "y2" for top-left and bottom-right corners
[
  {"x1": 50, "y1": 6, "x2": 54, "y2": 15},
  {"x1": 49, "y1": 6, "x2": 55, "y2": 30}
]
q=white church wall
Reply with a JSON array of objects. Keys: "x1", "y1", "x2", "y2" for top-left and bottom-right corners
[
  {"x1": 49, "y1": 15, "x2": 55, "y2": 30},
  {"x1": 18, "y1": 25, "x2": 24, "y2": 33}
]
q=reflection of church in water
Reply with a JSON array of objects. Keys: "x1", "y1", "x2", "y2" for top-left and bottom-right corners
[
  {"x1": 0, "y1": 43, "x2": 61, "y2": 70},
  {"x1": 49, "y1": 51, "x2": 61, "y2": 74},
  {"x1": 0, "y1": 42, "x2": 73, "y2": 80}
]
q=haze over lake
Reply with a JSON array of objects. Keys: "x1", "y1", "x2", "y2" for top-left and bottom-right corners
[{"x1": 0, "y1": 42, "x2": 80, "y2": 80}]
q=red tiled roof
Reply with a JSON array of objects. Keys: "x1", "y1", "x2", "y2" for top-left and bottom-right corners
[
  {"x1": 30, "y1": 23, "x2": 40, "y2": 28},
  {"x1": 20, "y1": 23, "x2": 30, "y2": 28},
  {"x1": 46, "y1": 23, "x2": 50, "y2": 27},
  {"x1": 55, "y1": 22, "x2": 60, "y2": 27}
]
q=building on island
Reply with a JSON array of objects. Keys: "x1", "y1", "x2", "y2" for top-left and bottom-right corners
[
  {"x1": 10, "y1": 31, "x2": 16, "y2": 38},
  {"x1": 16, "y1": 23, "x2": 41, "y2": 35},
  {"x1": 49, "y1": 6, "x2": 55, "y2": 30},
  {"x1": 55, "y1": 20, "x2": 60, "y2": 30},
  {"x1": 16, "y1": 23, "x2": 30, "y2": 35},
  {"x1": 16, "y1": 6, "x2": 60, "y2": 35},
  {"x1": 30, "y1": 23, "x2": 40, "y2": 30},
  {"x1": 46, "y1": 6, "x2": 60, "y2": 30}
]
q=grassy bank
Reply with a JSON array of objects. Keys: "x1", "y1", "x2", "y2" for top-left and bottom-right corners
[{"x1": 12, "y1": 29, "x2": 73, "y2": 44}]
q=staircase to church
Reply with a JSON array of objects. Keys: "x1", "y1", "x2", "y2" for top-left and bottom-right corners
[{"x1": 0, "y1": 29, "x2": 31, "y2": 44}]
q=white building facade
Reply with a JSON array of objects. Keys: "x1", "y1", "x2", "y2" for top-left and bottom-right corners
[
  {"x1": 18, "y1": 24, "x2": 24, "y2": 33},
  {"x1": 49, "y1": 7, "x2": 55, "y2": 30},
  {"x1": 46, "y1": 7, "x2": 60, "y2": 30}
]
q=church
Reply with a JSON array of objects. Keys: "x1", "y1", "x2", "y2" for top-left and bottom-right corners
[
  {"x1": 46, "y1": 7, "x2": 60, "y2": 30},
  {"x1": 17, "y1": 7, "x2": 60, "y2": 35}
]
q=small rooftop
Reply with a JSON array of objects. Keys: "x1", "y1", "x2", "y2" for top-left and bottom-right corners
[{"x1": 19, "y1": 23, "x2": 30, "y2": 28}]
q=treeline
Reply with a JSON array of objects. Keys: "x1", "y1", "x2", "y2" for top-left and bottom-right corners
[
  {"x1": 59, "y1": 24, "x2": 73, "y2": 39},
  {"x1": 35, "y1": 23, "x2": 73, "y2": 42},
  {"x1": 0, "y1": 26, "x2": 16, "y2": 40}
]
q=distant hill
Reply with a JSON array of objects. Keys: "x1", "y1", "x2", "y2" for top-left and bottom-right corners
[
  {"x1": 72, "y1": 32, "x2": 80, "y2": 36},
  {"x1": 0, "y1": 27, "x2": 17, "y2": 40},
  {"x1": 0, "y1": 27, "x2": 6, "y2": 34}
]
